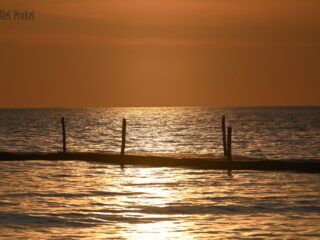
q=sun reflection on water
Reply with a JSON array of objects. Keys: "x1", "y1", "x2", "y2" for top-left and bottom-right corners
[
  {"x1": 120, "y1": 220, "x2": 193, "y2": 240},
  {"x1": 90, "y1": 166, "x2": 199, "y2": 239},
  {"x1": 1, "y1": 161, "x2": 320, "y2": 239}
]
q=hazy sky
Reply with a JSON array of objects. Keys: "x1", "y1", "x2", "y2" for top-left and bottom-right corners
[{"x1": 1, "y1": 0, "x2": 319, "y2": 107}]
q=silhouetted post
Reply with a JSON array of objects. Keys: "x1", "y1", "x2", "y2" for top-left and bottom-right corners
[
  {"x1": 222, "y1": 116, "x2": 227, "y2": 158},
  {"x1": 121, "y1": 118, "x2": 126, "y2": 155},
  {"x1": 227, "y1": 127, "x2": 232, "y2": 161},
  {"x1": 61, "y1": 117, "x2": 66, "y2": 152}
]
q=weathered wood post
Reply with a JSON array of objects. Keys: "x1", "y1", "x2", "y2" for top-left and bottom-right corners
[
  {"x1": 222, "y1": 116, "x2": 227, "y2": 158},
  {"x1": 227, "y1": 127, "x2": 232, "y2": 161},
  {"x1": 61, "y1": 117, "x2": 66, "y2": 152},
  {"x1": 121, "y1": 118, "x2": 126, "y2": 156}
]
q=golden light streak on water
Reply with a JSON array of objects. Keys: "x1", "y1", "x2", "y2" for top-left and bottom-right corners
[
  {"x1": 120, "y1": 220, "x2": 193, "y2": 240},
  {"x1": 0, "y1": 161, "x2": 320, "y2": 239}
]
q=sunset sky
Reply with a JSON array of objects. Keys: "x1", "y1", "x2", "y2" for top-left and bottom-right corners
[{"x1": 1, "y1": 0, "x2": 319, "y2": 107}]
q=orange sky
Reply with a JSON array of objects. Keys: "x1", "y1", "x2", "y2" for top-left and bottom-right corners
[{"x1": 1, "y1": 0, "x2": 319, "y2": 107}]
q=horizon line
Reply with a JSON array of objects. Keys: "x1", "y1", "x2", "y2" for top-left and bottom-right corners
[{"x1": 0, "y1": 105, "x2": 319, "y2": 109}]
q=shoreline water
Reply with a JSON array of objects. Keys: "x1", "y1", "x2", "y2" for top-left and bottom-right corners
[
  {"x1": 1, "y1": 152, "x2": 320, "y2": 173},
  {"x1": 1, "y1": 159, "x2": 319, "y2": 239}
]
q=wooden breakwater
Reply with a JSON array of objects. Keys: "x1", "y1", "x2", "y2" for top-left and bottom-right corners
[
  {"x1": 0, "y1": 152, "x2": 319, "y2": 173},
  {"x1": 58, "y1": 117, "x2": 129, "y2": 155},
  {"x1": 1, "y1": 115, "x2": 319, "y2": 173},
  {"x1": 61, "y1": 117, "x2": 67, "y2": 152},
  {"x1": 57, "y1": 116, "x2": 233, "y2": 158}
]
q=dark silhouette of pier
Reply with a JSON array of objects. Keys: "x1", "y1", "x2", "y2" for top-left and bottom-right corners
[{"x1": 0, "y1": 152, "x2": 319, "y2": 173}]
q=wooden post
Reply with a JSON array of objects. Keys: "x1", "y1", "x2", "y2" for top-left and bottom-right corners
[
  {"x1": 227, "y1": 127, "x2": 232, "y2": 161},
  {"x1": 61, "y1": 117, "x2": 66, "y2": 152},
  {"x1": 121, "y1": 118, "x2": 126, "y2": 155},
  {"x1": 222, "y1": 116, "x2": 227, "y2": 158}
]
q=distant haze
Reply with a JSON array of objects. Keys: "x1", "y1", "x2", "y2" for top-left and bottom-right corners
[{"x1": 1, "y1": 0, "x2": 319, "y2": 107}]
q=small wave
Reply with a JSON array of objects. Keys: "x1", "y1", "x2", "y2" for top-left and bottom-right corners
[
  {"x1": 2, "y1": 193, "x2": 90, "y2": 198},
  {"x1": 51, "y1": 174, "x2": 74, "y2": 178},
  {"x1": 2, "y1": 191, "x2": 145, "y2": 199},
  {"x1": 78, "y1": 214, "x2": 173, "y2": 224},
  {"x1": 0, "y1": 202, "x2": 18, "y2": 206},
  {"x1": 90, "y1": 191, "x2": 145, "y2": 196},
  {"x1": 0, "y1": 213, "x2": 95, "y2": 228},
  {"x1": 47, "y1": 212, "x2": 173, "y2": 224},
  {"x1": 137, "y1": 203, "x2": 316, "y2": 215}
]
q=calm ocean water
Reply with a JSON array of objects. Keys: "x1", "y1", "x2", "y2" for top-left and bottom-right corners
[
  {"x1": 0, "y1": 107, "x2": 319, "y2": 160},
  {"x1": 0, "y1": 161, "x2": 319, "y2": 239},
  {"x1": 0, "y1": 107, "x2": 319, "y2": 239}
]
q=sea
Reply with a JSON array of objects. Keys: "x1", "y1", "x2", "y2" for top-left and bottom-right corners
[{"x1": 0, "y1": 107, "x2": 319, "y2": 239}]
